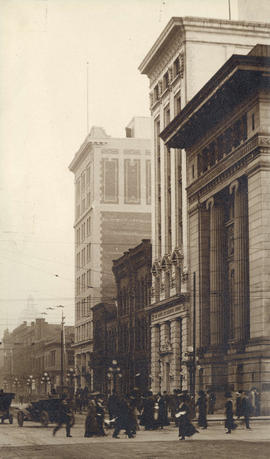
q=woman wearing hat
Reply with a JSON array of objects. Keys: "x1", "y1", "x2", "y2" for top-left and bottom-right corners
[
  {"x1": 224, "y1": 392, "x2": 237, "y2": 434},
  {"x1": 176, "y1": 394, "x2": 198, "y2": 440}
]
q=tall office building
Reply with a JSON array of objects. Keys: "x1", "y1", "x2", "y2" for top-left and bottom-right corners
[
  {"x1": 69, "y1": 118, "x2": 151, "y2": 388},
  {"x1": 139, "y1": 16, "x2": 270, "y2": 394}
]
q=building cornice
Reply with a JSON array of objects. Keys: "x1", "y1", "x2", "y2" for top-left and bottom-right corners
[{"x1": 139, "y1": 16, "x2": 270, "y2": 77}]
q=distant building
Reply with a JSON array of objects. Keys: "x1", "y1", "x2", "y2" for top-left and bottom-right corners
[
  {"x1": 160, "y1": 44, "x2": 270, "y2": 413},
  {"x1": 91, "y1": 302, "x2": 117, "y2": 394},
  {"x1": 112, "y1": 239, "x2": 152, "y2": 394},
  {"x1": 2, "y1": 319, "x2": 74, "y2": 396},
  {"x1": 69, "y1": 118, "x2": 151, "y2": 389},
  {"x1": 139, "y1": 16, "x2": 270, "y2": 394}
]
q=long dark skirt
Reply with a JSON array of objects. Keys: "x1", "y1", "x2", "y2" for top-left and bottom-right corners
[{"x1": 178, "y1": 414, "x2": 198, "y2": 439}]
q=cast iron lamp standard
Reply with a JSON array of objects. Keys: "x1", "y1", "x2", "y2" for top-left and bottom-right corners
[
  {"x1": 26, "y1": 375, "x2": 35, "y2": 398},
  {"x1": 107, "y1": 360, "x2": 122, "y2": 394},
  {"x1": 41, "y1": 372, "x2": 51, "y2": 395},
  {"x1": 66, "y1": 368, "x2": 75, "y2": 397}
]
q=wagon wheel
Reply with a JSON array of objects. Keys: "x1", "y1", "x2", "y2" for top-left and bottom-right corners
[
  {"x1": 40, "y1": 410, "x2": 49, "y2": 426},
  {"x1": 9, "y1": 414, "x2": 13, "y2": 424},
  {"x1": 17, "y1": 411, "x2": 24, "y2": 427}
]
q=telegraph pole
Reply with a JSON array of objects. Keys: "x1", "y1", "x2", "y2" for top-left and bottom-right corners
[{"x1": 192, "y1": 272, "x2": 196, "y2": 399}]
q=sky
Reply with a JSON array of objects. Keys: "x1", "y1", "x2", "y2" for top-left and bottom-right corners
[{"x1": 0, "y1": 0, "x2": 238, "y2": 338}]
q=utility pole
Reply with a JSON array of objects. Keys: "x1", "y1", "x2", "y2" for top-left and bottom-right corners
[
  {"x1": 192, "y1": 272, "x2": 196, "y2": 399},
  {"x1": 58, "y1": 305, "x2": 65, "y2": 398}
]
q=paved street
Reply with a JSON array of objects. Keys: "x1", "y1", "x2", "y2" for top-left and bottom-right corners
[{"x1": 0, "y1": 415, "x2": 269, "y2": 458}]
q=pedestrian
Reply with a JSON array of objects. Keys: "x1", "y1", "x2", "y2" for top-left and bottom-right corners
[
  {"x1": 84, "y1": 399, "x2": 99, "y2": 437},
  {"x1": 140, "y1": 391, "x2": 155, "y2": 430},
  {"x1": 157, "y1": 393, "x2": 169, "y2": 428},
  {"x1": 196, "y1": 390, "x2": 207, "y2": 429},
  {"x1": 53, "y1": 395, "x2": 73, "y2": 438},
  {"x1": 95, "y1": 397, "x2": 106, "y2": 436},
  {"x1": 176, "y1": 394, "x2": 198, "y2": 440},
  {"x1": 241, "y1": 391, "x2": 252, "y2": 429},
  {"x1": 112, "y1": 395, "x2": 135, "y2": 439},
  {"x1": 108, "y1": 390, "x2": 119, "y2": 421},
  {"x1": 207, "y1": 391, "x2": 216, "y2": 414},
  {"x1": 235, "y1": 390, "x2": 243, "y2": 419},
  {"x1": 254, "y1": 389, "x2": 260, "y2": 416},
  {"x1": 224, "y1": 392, "x2": 237, "y2": 434}
]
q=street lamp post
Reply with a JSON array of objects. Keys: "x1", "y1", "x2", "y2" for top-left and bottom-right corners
[
  {"x1": 66, "y1": 368, "x2": 75, "y2": 397},
  {"x1": 26, "y1": 375, "x2": 35, "y2": 399},
  {"x1": 41, "y1": 372, "x2": 51, "y2": 395},
  {"x1": 107, "y1": 360, "x2": 122, "y2": 394}
]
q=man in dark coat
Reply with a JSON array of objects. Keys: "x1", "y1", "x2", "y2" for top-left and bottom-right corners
[
  {"x1": 141, "y1": 392, "x2": 155, "y2": 430},
  {"x1": 241, "y1": 392, "x2": 252, "y2": 429},
  {"x1": 53, "y1": 395, "x2": 73, "y2": 437},
  {"x1": 236, "y1": 391, "x2": 243, "y2": 418},
  {"x1": 157, "y1": 393, "x2": 169, "y2": 428},
  {"x1": 112, "y1": 396, "x2": 135, "y2": 438},
  {"x1": 224, "y1": 392, "x2": 237, "y2": 434},
  {"x1": 196, "y1": 390, "x2": 207, "y2": 429}
]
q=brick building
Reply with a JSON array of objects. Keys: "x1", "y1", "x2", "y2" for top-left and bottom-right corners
[
  {"x1": 112, "y1": 239, "x2": 152, "y2": 394},
  {"x1": 160, "y1": 44, "x2": 270, "y2": 413},
  {"x1": 139, "y1": 16, "x2": 270, "y2": 395},
  {"x1": 69, "y1": 117, "x2": 151, "y2": 389},
  {"x1": 2, "y1": 319, "x2": 74, "y2": 396}
]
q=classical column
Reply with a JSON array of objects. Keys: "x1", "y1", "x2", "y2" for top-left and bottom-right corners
[
  {"x1": 230, "y1": 179, "x2": 249, "y2": 343},
  {"x1": 206, "y1": 196, "x2": 226, "y2": 347},
  {"x1": 151, "y1": 324, "x2": 160, "y2": 393},
  {"x1": 170, "y1": 319, "x2": 181, "y2": 389}
]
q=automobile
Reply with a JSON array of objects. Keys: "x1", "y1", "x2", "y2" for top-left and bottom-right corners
[
  {"x1": 16, "y1": 397, "x2": 75, "y2": 427},
  {"x1": 0, "y1": 392, "x2": 15, "y2": 424}
]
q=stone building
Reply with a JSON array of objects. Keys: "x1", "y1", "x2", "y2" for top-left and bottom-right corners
[
  {"x1": 160, "y1": 44, "x2": 270, "y2": 413},
  {"x1": 139, "y1": 16, "x2": 270, "y2": 394},
  {"x1": 69, "y1": 118, "x2": 151, "y2": 389},
  {"x1": 112, "y1": 239, "x2": 152, "y2": 394}
]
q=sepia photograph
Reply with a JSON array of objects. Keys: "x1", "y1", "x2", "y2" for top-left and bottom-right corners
[{"x1": 0, "y1": 0, "x2": 270, "y2": 457}]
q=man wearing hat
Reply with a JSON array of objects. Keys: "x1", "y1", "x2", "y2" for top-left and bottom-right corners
[{"x1": 224, "y1": 392, "x2": 237, "y2": 434}]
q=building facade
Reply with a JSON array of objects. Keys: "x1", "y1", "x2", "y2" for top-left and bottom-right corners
[
  {"x1": 69, "y1": 118, "x2": 151, "y2": 389},
  {"x1": 161, "y1": 44, "x2": 270, "y2": 413},
  {"x1": 139, "y1": 16, "x2": 270, "y2": 394},
  {"x1": 112, "y1": 239, "x2": 152, "y2": 394},
  {"x1": 2, "y1": 319, "x2": 74, "y2": 397}
]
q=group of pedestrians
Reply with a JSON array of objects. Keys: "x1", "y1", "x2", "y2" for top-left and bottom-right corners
[{"x1": 51, "y1": 386, "x2": 261, "y2": 440}]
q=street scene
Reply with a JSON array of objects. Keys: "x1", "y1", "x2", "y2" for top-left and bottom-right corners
[{"x1": 1, "y1": 0, "x2": 270, "y2": 457}]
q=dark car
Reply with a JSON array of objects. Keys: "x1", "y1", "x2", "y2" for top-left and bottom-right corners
[{"x1": 17, "y1": 397, "x2": 75, "y2": 427}]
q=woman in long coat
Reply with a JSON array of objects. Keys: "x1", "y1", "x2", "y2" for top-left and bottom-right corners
[
  {"x1": 177, "y1": 395, "x2": 198, "y2": 440},
  {"x1": 84, "y1": 400, "x2": 99, "y2": 437},
  {"x1": 224, "y1": 392, "x2": 237, "y2": 434}
]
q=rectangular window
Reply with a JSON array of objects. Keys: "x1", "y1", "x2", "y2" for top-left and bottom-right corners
[
  {"x1": 164, "y1": 105, "x2": 170, "y2": 127},
  {"x1": 86, "y1": 166, "x2": 90, "y2": 184},
  {"x1": 102, "y1": 158, "x2": 119, "y2": 203},
  {"x1": 76, "y1": 228, "x2": 80, "y2": 245},
  {"x1": 81, "y1": 222, "x2": 85, "y2": 241},
  {"x1": 124, "y1": 159, "x2": 141, "y2": 204},
  {"x1": 76, "y1": 252, "x2": 80, "y2": 270},
  {"x1": 174, "y1": 92, "x2": 181, "y2": 116},
  {"x1": 163, "y1": 71, "x2": 169, "y2": 90},
  {"x1": 50, "y1": 350, "x2": 56, "y2": 367},
  {"x1": 87, "y1": 243, "x2": 91, "y2": 262},
  {"x1": 81, "y1": 173, "x2": 85, "y2": 195},
  {"x1": 86, "y1": 192, "x2": 91, "y2": 209},
  {"x1": 81, "y1": 198, "x2": 85, "y2": 214},
  {"x1": 81, "y1": 248, "x2": 86, "y2": 267},
  {"x1": 87, "y1": 269, "x2": 91, "y2": 287},
  {"x1": 173, "y1": 57, "x2": 180, "y2": 78},
  {"x1": 86, "y1": 217, "x2": 91, "y2": 236}
]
